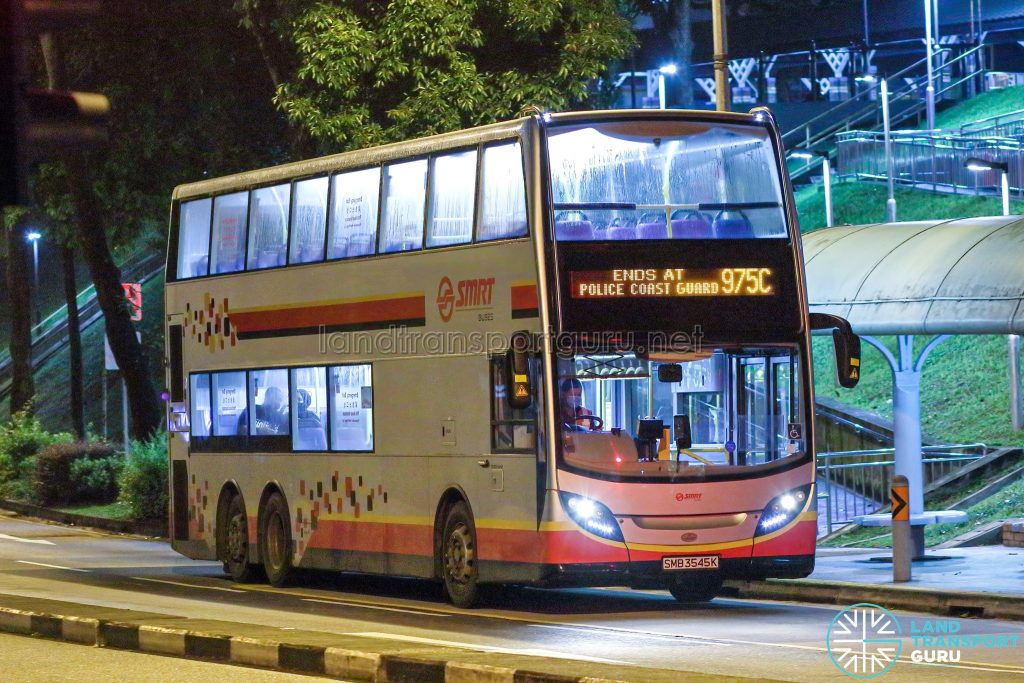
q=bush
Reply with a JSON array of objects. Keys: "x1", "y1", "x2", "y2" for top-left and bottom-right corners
[
  {"x1": 118, "y1": 433, "x2": 168, "y2": 521},
  {"x1": 0, "y1": 410, "x2": 72, "y2": 502},
  {"x1": 69, "y1": 455, "x2": 124, "y2": 503},
  {"x1": 35, "y1": 442, "x2": 119, "y2": 506}
]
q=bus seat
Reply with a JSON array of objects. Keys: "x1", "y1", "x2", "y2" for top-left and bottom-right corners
[
  {"x1": 295, "y1": 424, "x2": 327, "y2": 451},
  {"x1": 637, "y1": 221, "x2": 668, "y2": 239},
  {"x1": 347, "y1": 233, "x2": 375, "y2": 256},
  {"x1": 606, "y1": 225, "x2": 636, "y2": 240},
  {"x1": 713, "y1": 215, "x2": 754, "y2": 238},
  {"x1": 670, "y1": 212, "x2": 713, "y2": 239},
  {"x1": 191, "y1": 256, "x2": 209, "y2": 277},
  {"x1": 555, "y1": 219, "x2": 594, "y2": 241}
]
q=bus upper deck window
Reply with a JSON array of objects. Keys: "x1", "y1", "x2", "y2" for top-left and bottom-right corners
[
  {"x1": 478, "y1": 142, "x2": 527, "y2": 242},
  {"x1": 380, "y1": 159, "x2": 427, "y2": 254},
  {"x1": 210, "y1": 192, "x2": 249, "y2": 274},
  {"x1": 289, "y1": 177, "x2": 328, "y2": 264},
  {"x1": 247, "y1": 183, "x2": 291, "y2": 270},
  {"x1": 329, "y1": 167, "x2": 381, "y2": 259},
  {"x1": 176, "y1": 198, "x2": 212, "y2": 279},
  {"x1": 427, "y1": 150, "x2": 476, "y2": 248}
]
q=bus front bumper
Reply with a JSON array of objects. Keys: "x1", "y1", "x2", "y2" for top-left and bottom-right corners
[{"x1": 532, "y1": 554, "x2": 814, "y2": 588}]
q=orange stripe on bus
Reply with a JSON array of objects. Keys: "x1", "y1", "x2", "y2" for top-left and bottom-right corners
[
  {"x1": 510, "y1": 284, "x2": 538, "y2": 311},
  {"x1": 230, "y1": 295, "x2": 426, "y2": 333}
]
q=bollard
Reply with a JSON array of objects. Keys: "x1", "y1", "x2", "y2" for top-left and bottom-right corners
[{"x1": 891, "y1": 475, "x2": 911, "y2": 582}]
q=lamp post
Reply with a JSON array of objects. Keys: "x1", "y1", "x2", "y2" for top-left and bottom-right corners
[
  {"x1": 924, "y1": 0, "x2": 936, "y2": 130},
  {"x1": 966, "y1": 157, "x2": 1018, "y2": 429},
  {"x1": 881, "y1": 78, "x2": 897, "y2": 222},
  {"x1": 965, "y1": 157, "x2": 1010, "y2": 216},
  {"x1": 791, "y1": 150, "x2": 834, "y2": 227},
  {"x1": 26, "y1": 230, "x2": 41, "y2": 325},
  {"x1": 658, "y1": 63, "x2": 677, "y2": 110}
]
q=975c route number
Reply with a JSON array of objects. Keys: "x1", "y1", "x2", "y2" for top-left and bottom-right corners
[{"x1": 662, "y1": 555, "x2": 720, "y2": 571}]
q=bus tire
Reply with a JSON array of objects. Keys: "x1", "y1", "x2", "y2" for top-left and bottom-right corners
[
  {"x1": 668, "y1": 573, "x2": 722, "y2": 603},
  {"x1": 259, "y1": 492, "x2": 295, "y2": 587},
  {"x1": 222, "y1": 493, "x2": 258, "y2": 582},
  {"x1": 440, "y1": 501, "x2": 479, "y2": 608}
]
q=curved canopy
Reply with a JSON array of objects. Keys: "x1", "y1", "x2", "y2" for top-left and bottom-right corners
[{"x1": 803, "y1": 215, "x2": 1024, "y2": 335}]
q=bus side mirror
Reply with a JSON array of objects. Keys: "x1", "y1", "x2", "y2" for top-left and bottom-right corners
[
  {"x1": 505, "y1": 331, "x2": 533, "y2": 409},
  {"x1": 810, "y1": 312, "x2": 861, "y2": 389},
  {"x1": 674, "y1": 414, "x2": 692, "y2": 450}
]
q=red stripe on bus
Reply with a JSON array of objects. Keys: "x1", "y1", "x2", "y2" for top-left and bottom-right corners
[
  {"x1": 302, "y1": 519, "x2": 628, "y2": 564},
  {"x1": 750, "y1": 520, "x2": 817, "y2": 557},
  {"x1": 510, "y1": 284, "x2": 538, "y2": 311},
  {"x1": 230, "y1": 296, "x2": 426, "y2": 334}
]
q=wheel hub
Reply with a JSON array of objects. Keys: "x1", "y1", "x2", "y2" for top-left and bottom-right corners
[
  {"x1": 445, "y1": 523, "x2": 474, "y2": 584},
  {"x1": 227, "y1": 513, "x2": 247, "y2": 562}
]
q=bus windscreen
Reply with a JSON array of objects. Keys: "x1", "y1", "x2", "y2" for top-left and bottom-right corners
[{"x1": 547, "y1": 120, "x2": 788, "y2": 241}]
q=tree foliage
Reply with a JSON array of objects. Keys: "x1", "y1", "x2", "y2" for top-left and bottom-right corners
[{"x1": 235, "y1": 0, "x2": 635, "y2": 150}]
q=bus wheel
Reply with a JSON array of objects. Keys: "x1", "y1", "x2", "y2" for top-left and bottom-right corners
[
  {"x1": 441, "y1": 501, "x2": 479, "y2": 608},
  {"x1": 668, "y1": 573, "x2": 722, "y2": 603},
  {"x1": 223, "y1": 493, "x2": 257, "y2": 582},
  {"x1": 260, "y1": 492, "x2": 294, "y2": 587}
]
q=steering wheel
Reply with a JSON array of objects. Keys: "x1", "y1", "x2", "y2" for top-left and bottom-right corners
[{"x1": 577, "y1": 413, "x2": 604, "y2": 431}]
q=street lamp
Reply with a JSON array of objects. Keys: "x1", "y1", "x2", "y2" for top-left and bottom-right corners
[
  {"x1": 967, "y1": 157, "x2": 1020, "y2": 429},
  {"x1": 964, "y1": 157, "x2": 1010, "y2": 216},
  {"x1": 26, "y1": 230, "x2": 41, "y2": 325},
  {"x1": 658, "y1": 63, "x2": 677, "y2": 110},
  {"x1": 924, "y1": 0, "x2": 936, "y2": 130},
  {"x1": 881, "y1": 78, "x2": 897, "y2": 222},
  {"x1": 815, "y1": 151, "x2": 834, "y2": 227},
  {"x1": 790, "y1": 151, "x2": 835, "y2": 227}
]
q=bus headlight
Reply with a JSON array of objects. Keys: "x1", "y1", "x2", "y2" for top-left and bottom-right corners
[
  {"x1": 754, "y1": 485, "x2": 811, "y2": 537},
  {"x1": 559, "y1": 492, "x2": 624, "y2": 542}
]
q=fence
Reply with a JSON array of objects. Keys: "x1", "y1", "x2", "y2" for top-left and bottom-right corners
[
  {"x1": 816, "y1": 444, "x2": 986, "y2": 537},
  {"x1": 959, "y1": 108, "x2": 1024, "y2": 139},
  {"x1": 835, "y1": 129, "x2": 1024, "y2": 198}
]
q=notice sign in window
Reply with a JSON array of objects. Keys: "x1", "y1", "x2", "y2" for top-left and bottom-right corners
[{"x1": 570, "y1": 268, "x2": 775, "y2": 299}]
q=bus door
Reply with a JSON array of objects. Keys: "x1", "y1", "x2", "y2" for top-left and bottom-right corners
[{"x1": 735, "y1": 353, "x2": 800, "y2": 466}]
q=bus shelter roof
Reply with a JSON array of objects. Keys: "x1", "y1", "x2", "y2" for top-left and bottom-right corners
[{"x1": 803, "y1": 216, "x2": 1024, "y2": 336}]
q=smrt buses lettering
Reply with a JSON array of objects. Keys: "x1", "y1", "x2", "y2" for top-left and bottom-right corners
[{"x1": 455, "y1": 277, "x2": 496, "y2": 307}]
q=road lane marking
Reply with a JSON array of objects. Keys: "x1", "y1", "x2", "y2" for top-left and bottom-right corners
[
  {"x1": 0, "y1": 533, "x2": 56, "y2": 545},
  {"x1": 15, "y1": 560, "x2": 88, "y2": 572},
  {"x1": 132, "y1": 577, "x2": 246, "y2": 593},
  {"x1": 302, "y1": 598, "x2": 450, "y2": 617},
  {"x1": 349, "y1": 631, "x2": 633, "y2": 665},
  {"x1": 235, "y1": 584, "x2": 1024, "y2": 674}
]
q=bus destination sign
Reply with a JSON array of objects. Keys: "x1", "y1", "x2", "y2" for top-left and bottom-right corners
[{"x1": 570, "y1": 267, "x2": 775, "y2": 299}]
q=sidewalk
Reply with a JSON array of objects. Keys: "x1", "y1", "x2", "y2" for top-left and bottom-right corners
[{"x1": 727, "y1": 544, "x2": 1024, "y2": 620}]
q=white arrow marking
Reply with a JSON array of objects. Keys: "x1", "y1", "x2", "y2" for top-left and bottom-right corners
[{"x1": 0, "y1": 533, "x2": 56, "y2": 545}]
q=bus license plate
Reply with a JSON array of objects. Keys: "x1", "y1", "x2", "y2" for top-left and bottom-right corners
[{"x1": 663, "y1": 555, "x2": 719, "y2": 571}]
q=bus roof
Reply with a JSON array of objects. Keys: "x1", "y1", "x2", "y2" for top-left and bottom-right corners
[{"x1": 171, "y1": 108, "x2": 767, "y2": 202}]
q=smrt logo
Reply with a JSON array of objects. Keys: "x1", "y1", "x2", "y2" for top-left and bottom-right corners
[
  {"x1": 437, "y1": 277, "x2": 456, "y2": 322},
  {"x1": 436, "y1": 276, "x2": 495, "y2": 322},
  {"x1": 675, "y1": 492, "x2": 702, "y2": 502}
]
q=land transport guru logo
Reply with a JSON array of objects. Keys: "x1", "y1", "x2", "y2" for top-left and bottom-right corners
[
  {"x1": 826, "y1": 602, "x2": 1020, "y2": 678},
  {"x1": 827, "y1": 603, "x2": 902, "y2": 679}
]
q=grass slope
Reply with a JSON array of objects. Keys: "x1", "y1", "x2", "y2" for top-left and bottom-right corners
[
  {"x1": 798, "y1": 182, "x2": 1024, "y2": 447},
  {"x1": 0, "y1": 273, "x2": 166, "y2": 438},
  {"x1": 933, "y1": 85, "x2": 1024, "y2": 130}
]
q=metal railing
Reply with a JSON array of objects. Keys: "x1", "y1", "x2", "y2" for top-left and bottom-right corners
[
  {"x1": 835, "y1": 129, "x2": 1024, "y2": 198},
  {"x1": 783, "y1": 44, "x2": 986, "y2": 178},
  {"x1": 816, "y1": 443, "x2": 986, "y2": 537},
  {"x1": 960, "y1": 108, "x2": 1024, "y2": 139}
]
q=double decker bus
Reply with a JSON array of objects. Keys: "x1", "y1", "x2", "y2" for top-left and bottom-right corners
[{"x1": 164, "y1": 108, "x2": 859, "y2": 607}]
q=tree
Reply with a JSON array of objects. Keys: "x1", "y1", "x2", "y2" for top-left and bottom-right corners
[
  {"x1": 235, "y1": 0, "x2": 635, "y2": 151},
  {"x1": 628, "y1": 1, "x2": 702, "y2": 107},
  {"x1": 20, "y1": 1, "x2": 288, "y2": 439},
  {"x1": 3, "y1": 208, "x2": 35, "y2": 415}
]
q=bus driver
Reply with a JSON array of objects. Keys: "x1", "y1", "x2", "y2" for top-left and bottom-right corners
[{"x1": 559, "y1": 378, "x2": 602, "y2": 432}]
